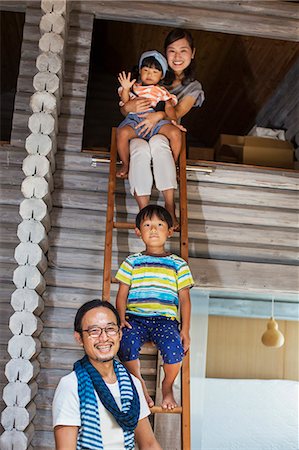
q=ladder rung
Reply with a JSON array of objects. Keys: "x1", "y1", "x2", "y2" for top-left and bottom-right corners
[
  {"x1": 150, "y1": 405, "x2": 182, "y2": 414},
  {"x1": 113, "y1": 222, "x2": 135, "y2": 229}
]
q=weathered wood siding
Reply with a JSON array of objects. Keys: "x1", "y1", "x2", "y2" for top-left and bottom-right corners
[
  {"x1": 1, "y1": 142, "x2": 298, "y2": 447},
  {"x1": 1, "y1": 2, "x2": 298, "y2": 448},
  {"x1": 11, "y1": 5, "x2": 94, "y2": 153}
]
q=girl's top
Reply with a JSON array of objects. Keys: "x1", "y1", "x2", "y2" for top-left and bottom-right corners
[
  {"x1": 115, "y1": 253, "x2": 194, "y2": 318},
  {"x1": 168, "y1": 79, "x2": 205, "y2": 108},
  {"x1": 118, "y1": 82, "x2": 177, "y2": 108}
]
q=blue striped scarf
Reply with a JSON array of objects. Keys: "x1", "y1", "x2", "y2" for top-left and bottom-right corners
[{"x1": 74, "y1": 355, "x2": 140, "y2": 449}]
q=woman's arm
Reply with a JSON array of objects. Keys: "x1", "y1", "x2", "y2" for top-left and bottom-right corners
[
  {"x1": 175, "y1": 95, "x2": 197, "y2": 120},
  {"x1": 135, "y1": 417, "x2": 162, "y2": 450},
  {"x1": 164, "y1": 100, "x2": 177, "y2": 122},
  {"x1": 54, "y1": 425, "x2": 78, "y2": 450}
]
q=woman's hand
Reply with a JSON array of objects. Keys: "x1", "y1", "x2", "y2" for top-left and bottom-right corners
[
  {"x1": 171, "y1": 120, "x2": 187, "y2": 132},
  {"x1": 121, "y1": 97, "x2": 152, "y2": 115},
  {"x1": 135, "y1": 111, "x2": 164, "y2": 137}
]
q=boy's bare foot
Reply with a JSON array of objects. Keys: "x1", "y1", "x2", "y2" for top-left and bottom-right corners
[
  {"x1": 116, "y1": 163, "x2": 129, "y2": 179},
  {"x1": 140, "y1": 378, "x2": 154, "y2": 407},
  {"x1": 161, "y1": 380, "x2": 178, "y2": 410},
  {"x1": 145, "y1": 392, "x2": 155, "y2": 408}
]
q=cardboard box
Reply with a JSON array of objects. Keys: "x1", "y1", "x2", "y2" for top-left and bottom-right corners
[
  {"x1": 188, "y1": 146, "x2": 214, "y2": 161},
  {"x1": 215, "y1": 134, "x2": 294, "y2": 168},
  {"x1": 215, "y1": 134, "x2": 244, "y2": 163},
  {"x1": 243, "y1": 136, "x2": 294, "y2": 168}
]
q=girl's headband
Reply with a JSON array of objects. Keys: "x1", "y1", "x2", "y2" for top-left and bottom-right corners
[{"x1": 139, "y1": 50, "x2": 168, "y2": 77}]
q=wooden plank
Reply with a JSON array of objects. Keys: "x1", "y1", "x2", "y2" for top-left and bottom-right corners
[
  {"x1": 48, "y1": 235, "x2": 299, "y2": 267},
  {"x1": 102, "y1": 128, "x2": 117, "y2": 301},
  {"x1": 56, "y1": 133, "x2": 83, "y2": 151},
  {"x1": 16, "y1": 75, "x2": 88, "y2": 98},
  {"x1": 31, "y1": 430, "x2": 54, "y2": 450},
  {"x1": 0, "y1": 167, "x2": 24, "y2": 186},
  {"x1": 58, "y1": 116, "x2": 84, "y2": 135},
  {"x1": 77, "y1": 1, "x2": 299, "y2": 41},
  {"x1": 43, "y1": 285, "x2": 115, "y2": 309},
  {"x1": 0, "y1": 205, "x2": 20, "y2": 224},
  {"x1": 60, "y1": 96, "x2": 87, "y2": 115},
  {"x1": 0, "y1": 283, "x2": 15, "y2": 303},
  {"x1": 55, "y1": 150, "x2": 108, "y2": 172},
  {"x1": 50, "y1": 167, "x2": 299, "y2": 210},
  {"x1": 186, "y1": 164, "x2": 299, "y2": 190},
  {"x1": 49, "y1": 201, "x2": 298, "y2": 230},
  {"x1": 49, "y1": 190, "x2": 297, "y2": 228},
  {"x1": 190, "y1": 258, "x2": 299, "y2": 294},
  {"x1": 48, "y1": 215, "x2": 299, "y2": 254},
  {"x1": 208, "y1": 297, "x2": 299, "y2": 321},
  {"x1": 0, "y1": 225, "x2": 18, "y2": 244},
  {"x1": 0, "y1": 244, "x2": 17, "y2": 265}
]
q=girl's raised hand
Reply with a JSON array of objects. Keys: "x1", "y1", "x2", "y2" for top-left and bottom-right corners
[{"x1": 118, "y1": 71, "x2": 136, "y2": 90}]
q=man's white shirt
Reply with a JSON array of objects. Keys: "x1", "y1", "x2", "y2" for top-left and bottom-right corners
[{"x1": 52, "y1": 371, "x2": 150, "y2": 449}]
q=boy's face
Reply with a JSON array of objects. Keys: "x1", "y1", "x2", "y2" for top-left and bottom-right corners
[
  {"x1": 139, "y1": 66, "x2": 163, "y2": 85},
  {"x1": 135, "y1": 213, "x2": 173, "y2": 249}
]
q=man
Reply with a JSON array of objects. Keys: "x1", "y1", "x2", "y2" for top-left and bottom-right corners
[{"x1": 52, "y1": 299, "x2": 162, "y2": 450}]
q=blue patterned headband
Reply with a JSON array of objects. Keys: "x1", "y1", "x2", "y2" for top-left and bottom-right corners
[{"x1": 139, "y1": 50, "x2": 168, "y2": 77}]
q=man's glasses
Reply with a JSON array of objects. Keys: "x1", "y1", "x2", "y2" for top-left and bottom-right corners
[{"x1": 81, "y1": 325, "x2": 120, "y2": 338}]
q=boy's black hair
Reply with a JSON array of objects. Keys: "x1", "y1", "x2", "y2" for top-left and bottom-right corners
[
  {"x1": 135, "y1": 204, "x2": 173, "y2": 230},
  {"x1": 132, "y1": 56, "x2": 163, "y2": 83},
  {"x1": 163, "y1": 28, "x2": 196, "y2": 86},
  {"x1": 74, "y1": 299, "x2": 121, "y2": 333}
]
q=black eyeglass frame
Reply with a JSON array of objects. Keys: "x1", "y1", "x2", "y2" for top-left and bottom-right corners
[{"x1": 80, "y1": 325, "x2": 120, "y2": 337}]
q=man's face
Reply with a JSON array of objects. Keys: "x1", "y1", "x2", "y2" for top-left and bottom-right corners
[{"x1": 75, "y1": 307, "x2": 122, "y2": 363}]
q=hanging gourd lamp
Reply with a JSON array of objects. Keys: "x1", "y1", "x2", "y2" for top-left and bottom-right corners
[{"x1": 261, "y1": 296, "x2": 285, "y2": 348}]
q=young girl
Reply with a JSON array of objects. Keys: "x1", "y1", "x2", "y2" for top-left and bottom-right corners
[
  {"x1": 116, "y1": 50, "x2": 182, "y2": 180},
  {"x1": 121, "y1": 29, "x2": 205, "y2": 229}
]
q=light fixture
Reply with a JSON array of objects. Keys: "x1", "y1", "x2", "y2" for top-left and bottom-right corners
[{"x1": 261, "y1": 295, "x2": 285, "y2": 348}]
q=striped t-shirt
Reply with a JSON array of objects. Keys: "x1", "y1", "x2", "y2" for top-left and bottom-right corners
[
  {"x1": 115, "y1": 253, "x2": 194, "y2": 318},
  {"x1": 118, "y1": 83, "x2": 178, "y2": 108}
]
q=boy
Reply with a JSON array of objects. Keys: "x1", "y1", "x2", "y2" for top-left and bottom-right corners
[
  {"x1": 115, "y1": 205, "x2": 193, "y2": 410},
  {"x1": 116, "y1": 50, "x2": 182, "y2": 179}
]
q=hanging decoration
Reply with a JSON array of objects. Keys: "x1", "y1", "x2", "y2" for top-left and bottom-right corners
[{"x1": 261, "y1": 295, "x2": 285, "y2": 348}]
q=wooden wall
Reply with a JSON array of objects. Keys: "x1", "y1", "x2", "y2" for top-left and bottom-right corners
[
  {"x1": 206, "y1": 316, "x2": 299, "y2": 381},
  {"x1": 1, "y1": 141, "x2": 298, "y2": 447},
  {"x1": 1, "y1": 2, "x2": 298, "y2": 448}
]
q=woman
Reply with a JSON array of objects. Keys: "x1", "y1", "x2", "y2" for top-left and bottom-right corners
[{"x1": 121, "y1": 28, "x2": 205, "y2": 229}]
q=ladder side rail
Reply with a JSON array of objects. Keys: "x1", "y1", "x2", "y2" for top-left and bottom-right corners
[
  {"x1": 102, "y1": 128, "x2": 117, "y2": 301},
  {"x1": 179, "y1": 133, "x2": 191, "y2": 450}
]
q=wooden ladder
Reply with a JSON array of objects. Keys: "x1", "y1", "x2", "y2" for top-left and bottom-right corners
[{"x1": 102, "y1": 127, "x2": 191, "y2": 450}]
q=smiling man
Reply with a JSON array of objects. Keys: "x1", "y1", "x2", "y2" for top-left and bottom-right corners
[{"x1": 52, "y1": 299, "x2": 162, "y2": 450}]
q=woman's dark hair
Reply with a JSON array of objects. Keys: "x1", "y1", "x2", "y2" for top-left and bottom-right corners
[
  {"x1": 163, "y1": 28, "x2": 196, "y2": 86},
  {"x1": 74, "y1": 299, "x2": 121, "y2": 333},
  {"x1": 132, "y1": 56, "x2": 163, "y2": 83},
  {"x1": 135, "y1": 204, "x2": 173, "y2": 230}
]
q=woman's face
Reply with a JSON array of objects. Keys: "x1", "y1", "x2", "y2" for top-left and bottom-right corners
[{"x1": 166, "y1": 37, "x2": 195, "y2": 75}]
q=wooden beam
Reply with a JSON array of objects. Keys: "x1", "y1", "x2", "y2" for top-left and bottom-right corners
[
  {"x1": 190, "y1": 258, "x2": 299, "y2": 294},
  {"x1": 76, "y1": 1, "x2": 299, "y2": 41}
]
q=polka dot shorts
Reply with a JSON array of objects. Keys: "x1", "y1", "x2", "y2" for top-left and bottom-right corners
[{"x1": 118, "y1": 315, "x2": 184, "y2": 364}]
